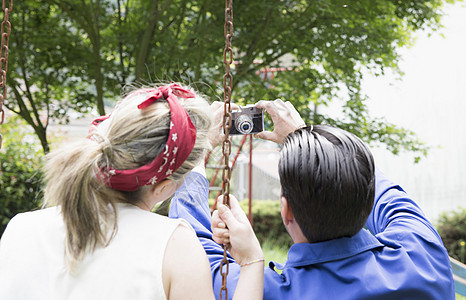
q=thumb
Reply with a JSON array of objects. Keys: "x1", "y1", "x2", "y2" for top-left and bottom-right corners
[
  {"x1": 227, "y1": 195, "x2": 247, "y2": 222},
  {"x1": 218, "y1": 204, "x2": 240, "y2": 230},
  {"x1": 254, "y1": 130, "x2": 277, "y2": 142}
]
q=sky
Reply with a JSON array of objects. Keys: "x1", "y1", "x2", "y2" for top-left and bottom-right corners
[{"x1": 362, "y1": 1, "x2": 466, "y2": 221}]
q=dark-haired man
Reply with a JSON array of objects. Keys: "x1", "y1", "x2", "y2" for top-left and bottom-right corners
[{"x1": 169, "y1": 99, "x2": 454, "y2": 299}]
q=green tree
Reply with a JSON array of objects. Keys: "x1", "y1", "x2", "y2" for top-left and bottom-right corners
[
  {"x1": 4, "y1": 0, "x2": 459, "y2": 158},
  {"x1": 4, "y1": 0, "x2": 95, "y2": 153},
  {"x1": 45, "y1": 0, "x2": 114, "y2": 116},
  {"x1": 107, "y1": 0, "x2": 455, "y2": 159},
  {"x1": 0, "y1": 116, "x2": 43, "y2": 236}
]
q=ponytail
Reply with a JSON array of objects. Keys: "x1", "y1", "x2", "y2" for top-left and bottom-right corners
[{"x1": 43, "y1": 139, "x2": 122, "y2": 269}]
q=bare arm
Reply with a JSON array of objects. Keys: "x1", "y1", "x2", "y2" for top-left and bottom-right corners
[
  {"x1": 163, "y1": 220, "x2": 264, "y2": 300},
  {"x1": 163, "y1": 224, "x2": 215, "y2": 300}
]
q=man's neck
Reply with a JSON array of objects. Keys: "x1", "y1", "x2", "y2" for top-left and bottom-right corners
[{"x1": 286, "y1": 220, "x2": 309, "y2": 244}]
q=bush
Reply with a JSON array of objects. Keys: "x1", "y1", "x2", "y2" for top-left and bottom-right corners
[
  {"x1": 0, "y1": 117, "x2": 44, "y2": 237},
  {"x1": 239, "y1": 200, "x2": 293, "y2": 249},
  {"x1": 437, "y1": 208, "x2": 466, "y2": 264}
]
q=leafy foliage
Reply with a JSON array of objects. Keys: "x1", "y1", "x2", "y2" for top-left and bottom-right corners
[
  {"x1": 437, "y1": 208, "x2": 466, "y2": 264},
  {"x1": 5, "y1": 0, "x2": 96, "y2": 153},
  {"x1": 5, "y1": 0, "x2": 459, "y2": 155},
  {"x1": 0, "y1": 117, "x2": 44, "y2": 237}
]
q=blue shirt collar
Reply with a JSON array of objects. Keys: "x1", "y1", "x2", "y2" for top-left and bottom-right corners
[{"x1": 272, "y1": 229, "x2": 383, "y2": 269}]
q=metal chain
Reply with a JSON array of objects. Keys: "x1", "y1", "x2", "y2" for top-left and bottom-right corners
[
  {"x1": 0, "y1": 0, "x2": 12, "y2": 149},
  {"x1": 220, "y1": 0, "x2": 233, "y2": 298}
]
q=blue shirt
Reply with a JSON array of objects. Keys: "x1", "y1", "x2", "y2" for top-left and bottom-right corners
[{"x1": 169, "y1": 169, "x2": 455, "y2": 299}]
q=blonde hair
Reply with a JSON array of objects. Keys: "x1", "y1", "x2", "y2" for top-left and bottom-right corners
[{"x1": 43, "y1": 84, "x2": 212, "y2": 268}]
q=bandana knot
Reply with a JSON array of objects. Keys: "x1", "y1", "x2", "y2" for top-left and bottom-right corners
[{"x1": 137, "y1": 84, "x2": 196, "y2": 109}]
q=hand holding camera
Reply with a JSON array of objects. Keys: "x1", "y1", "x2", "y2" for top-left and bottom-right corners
[
  {"x1": 254, "y1": 99, "x2": 306, "y2": 144},
  {"x1": 213, "y1": 99, "x2": 304, "y2": 145}
]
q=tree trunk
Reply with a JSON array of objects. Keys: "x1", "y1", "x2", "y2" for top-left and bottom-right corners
[
  {"x1": 33, "y1": 125, "x2": 50, "y2": 154},
  {"x1": 93, "y1": 40, "x2": 105, "y2": 116},
  {"x1": 9, "y1": 85, "x2": 50, "y2": 154},
  {"x1": 91, "y1": 0, "x2": 105, "y2": 116},
  {"x1": 135, "y1": 0, "x2": 160, "y2": 81}
]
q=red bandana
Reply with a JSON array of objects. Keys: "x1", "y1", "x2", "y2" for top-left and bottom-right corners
[{"x1": 90, "y1": 84, "x2": 197, "y2": 191}]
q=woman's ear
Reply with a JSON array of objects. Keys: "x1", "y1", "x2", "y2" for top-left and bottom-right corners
[{"x1": 150, "y1": 179, "x2": 178, "y2": 203}]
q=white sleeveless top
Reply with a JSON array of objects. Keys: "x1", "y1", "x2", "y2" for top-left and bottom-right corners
[{"x1": 0, "y1": 203, "x2": 190, "y2": 300}]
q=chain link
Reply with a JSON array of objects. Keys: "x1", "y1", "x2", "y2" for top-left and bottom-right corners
[
  {"x1": 0, "y1": 0, "x2": 12, "y2": 148},
  {"x1": 220, "y1": 0, "x2": 233, "y2": 298}
]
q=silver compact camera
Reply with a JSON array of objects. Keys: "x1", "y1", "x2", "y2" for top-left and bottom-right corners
[{"x1": 229, "y1": 105, "x2": 264, "y2": 135}]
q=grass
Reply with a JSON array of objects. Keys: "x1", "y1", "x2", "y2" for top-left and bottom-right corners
[{"x1": 262, "y1": 240, "x2": 288, "y2": 273}]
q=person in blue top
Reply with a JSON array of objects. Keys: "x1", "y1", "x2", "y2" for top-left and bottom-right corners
[{"x1": 169, "y1": 99, "x2": 455, "y2": 299}]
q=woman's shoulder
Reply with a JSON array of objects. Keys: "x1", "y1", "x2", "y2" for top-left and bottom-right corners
[
  {"x1": 1, "y1": 207, "x2": 63, "y2": 250},
  {"x1": 5, "y1": 207, "x2": 60, "y2": 232},
  {"x1": 116, "y1": 203, "x2": 193, "y2": 235}
]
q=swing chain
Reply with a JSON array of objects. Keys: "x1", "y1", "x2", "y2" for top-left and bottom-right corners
[
  {"x1": 0, "y1": 0, "x2": 12, "y2": 148},
  {"x1": 220, "y1": 0, "x2": 233, "y2": 299}
]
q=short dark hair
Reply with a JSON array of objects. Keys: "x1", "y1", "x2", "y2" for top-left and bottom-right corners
[{"x1": 279, "y1": 125, "x2": 375, "y2": 243}]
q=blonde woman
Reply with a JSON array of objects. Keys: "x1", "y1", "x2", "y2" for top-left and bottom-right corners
[{"x1": 0, "y1": 84, "x2": 264, "y2": 299}]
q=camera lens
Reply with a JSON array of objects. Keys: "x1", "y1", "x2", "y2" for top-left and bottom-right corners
[{"x1": 235, "y1": 114, "x2": 253, "y2": 134}]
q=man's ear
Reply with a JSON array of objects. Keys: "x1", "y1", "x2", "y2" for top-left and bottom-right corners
[{"x1": 280, "y1": 196, "x2": 294, "y2": 226}]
